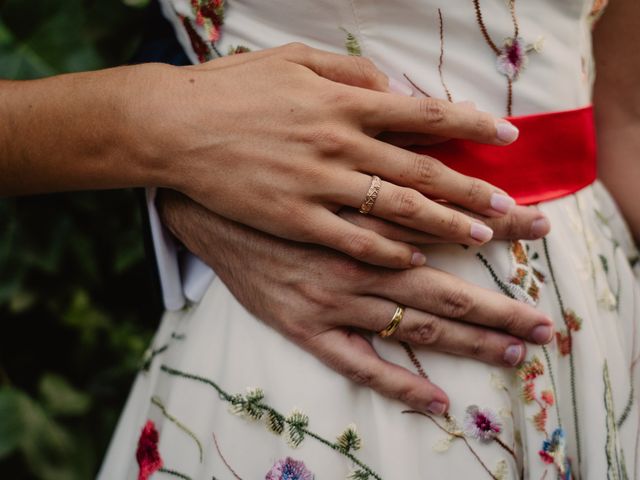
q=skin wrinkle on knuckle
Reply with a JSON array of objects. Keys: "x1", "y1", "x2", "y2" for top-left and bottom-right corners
[
  {"x1": 465, "y1": 177, "x2": 483, "y2": 204},
  {"x1": 350, "y1": 56, "x2": 380, "y2": 88},
  {"x1": 446, "y1": 211, "x2": 462, "y2": 236},
  {"x1": 346, "y1": 366, "x2": 375, "y2": 386},
  {"x1": 412, "y1": 154, "x2": 439, "y2": 188},
  {"x1": 470, "y1": 331, "x2": 488, "y2": 357},
  {"x1": 342, "y1": 231, "x2": 376, "y2": 260},
  {"x1": 418, "y1": 98, "x2": 446, "y2": 125},
  {"x1": 500, "y1": 305, "x2": 523, "y2": 334},
  {"x1": 394, "y1": 188, "x2": 421, "y2": 219},
  {"x1": 474, "y1": 113, "x2": 494, "y2": 140},
  {"x1": 411, "y1": 316, "x2": 442, "y2": 345},
  {"x1": 440, "y1": 288, "x2": 473, "y2": 318}
]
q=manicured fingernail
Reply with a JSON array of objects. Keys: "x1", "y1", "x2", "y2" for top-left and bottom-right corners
[
  {"x1": 530, "y1": 217, "x2": 551, "y2": 238},
  {"x1": 503, "y1": 344, "x2": 523, "y2": 366},
  {"x1": 529, "y1": 325, "x2": 553, "y2": 344},
  {"x1": 411, "y1": 252, "x2": 427, "y2": 266},
  {"x1": 427, "y1": 401, "x2": 447, "y2": 415},
  {"x1": 470, "y1": 223, "x2": 494, "y2": 243},
  {"x1": 490, "y1": 193, "x2": 516, "y2": 214},
  {"x1": 388, "y1": 78, "x2": 414, "y2": 96},
  {"x1": 496, "y1": 120, "x2": 519, "y2": 143}
]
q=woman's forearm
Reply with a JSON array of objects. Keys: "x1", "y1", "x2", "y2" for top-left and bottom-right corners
[
  {"x1": 593, "y1": 0, "x2": 640, "y2": 243},
  {"x1": 0, "y1": 65, "x2": 170, "y2": 196}
]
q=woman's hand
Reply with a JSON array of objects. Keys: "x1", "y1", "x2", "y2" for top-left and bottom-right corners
[
  {"x1": 132, "y1": 43, "x2": 527, "y2": 268},
  {"x1": 159, "y1": 190, "x2": 554, "y2": 414}
]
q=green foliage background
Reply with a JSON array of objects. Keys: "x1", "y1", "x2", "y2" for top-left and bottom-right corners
[{"x1": 0, "y1": 0, "x2": 162, "y2": 477}]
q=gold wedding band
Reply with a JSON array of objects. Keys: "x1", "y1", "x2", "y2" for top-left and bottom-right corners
[
  {"x1": 378, "y1": 305, "x2": 405, "y2": 338},
  {"x1": 359, "y1": 175, "x2": 382, "y2": 214}
]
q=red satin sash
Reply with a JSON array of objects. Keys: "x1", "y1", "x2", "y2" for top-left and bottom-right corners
[{"x1": 413, "y1": 106, "x2": 597, "y2": 205}]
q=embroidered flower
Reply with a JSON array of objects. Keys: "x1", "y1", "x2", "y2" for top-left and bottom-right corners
[
  {"x1": 539, "y1": 428, "x2": 569, "y2": 475},
  {"x1": 522, "y1": 382, "x2": 536, "y2": 403},
  {"x1": 136, "y1": 421, "x2": 163, "y2": 480},
  {"x1": 518, "y1": 356, "x2": 544, "y2": 381},
  {"x1": 563, "y1": 310, "x2": 582, "y2": 331},
  {"x1": 182, "y1": 16, "x2": 211, "y2": 63},
  {"x1": 191, "y1": 0, "x2": 224, "y2": 41},
  {"x1": 496, "y1": 37, "x2": 528, "y2": 81},
  {"x1": 541, "y1": 390, "x2": 555, "y2": 406},
  {"x1": 556, "y1": 331, "x2": 572, "y2": 356},
  {"x1": 265, "y1": 457, "x2": 314, "y2": 480},
  {"x1": 532, "y1": 407, "x2": 548, "y2": 432},
  {"x1": 507, "y1": 241, "x2": 545, "y2": 305},
  {"x1": 463, "y1": 405, "x2": 502, "y2": 441}
]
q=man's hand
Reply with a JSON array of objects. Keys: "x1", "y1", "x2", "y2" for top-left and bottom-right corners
[{"x1": 159, "y1": 190, "x2": 553, "y2": 415}]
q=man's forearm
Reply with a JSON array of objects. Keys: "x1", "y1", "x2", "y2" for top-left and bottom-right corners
[
  {"x1": 0, "y1": 65, "x2": 170, "y2": 196},
  {"x1": 593, "y1": 0, "x2": 640, "y2": 243}
]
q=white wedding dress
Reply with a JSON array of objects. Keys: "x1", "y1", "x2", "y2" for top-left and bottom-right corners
[{"x1": 99, "y1": 1, "x2": 640, "y2": 478}]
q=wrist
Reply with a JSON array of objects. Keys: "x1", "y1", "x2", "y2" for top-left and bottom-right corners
[{"x1": 118, "y1": 63, "x2": 190, "y2": 192}]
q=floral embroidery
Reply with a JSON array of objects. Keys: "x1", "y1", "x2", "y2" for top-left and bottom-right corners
[
  {"x1": 463, "y1": 405, "x2": 502, "y2": 441},
  {"x1": 337, "y1": 424, "x2": 362, "y2": 453},
  {"x1": 160, "y1": 365, "x2": 382, "y2": 479},
  {"x1": 191, "y1": 0, "x2": 225, "y2": 41},
  {"x1": 182, "y1": 16, "x2": 214, "y2": 62},
  {"x1": 556, "y1": 309, "x2": 583, "y2": 356},
  {"x1": 228, "y1": 45, "x2": 251, "y2": 55},
  {"x1": 538, "y1": 428, "x2": 571, "y2": 477},
  {"x1": 266, "y1": 457, "x2": 314, "y2": 480},
  {"x1": 507, "y1": 241, "x2": 546, "y2": 305},
  {"x1": 472, "y1": 0, "x2": 542, "y2": 115},
  {"x1": 136, "y1": 421, "x2": 163, "y2": 480},
  {"x1": 341, "y1": 28, "x2": 362, "y2": 56}
]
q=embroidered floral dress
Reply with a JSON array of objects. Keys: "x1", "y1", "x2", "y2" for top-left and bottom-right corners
[{"x1": 99, "y1": 1, "x2": 640, "y2": 478}]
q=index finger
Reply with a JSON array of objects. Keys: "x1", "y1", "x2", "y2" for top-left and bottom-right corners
[
  {"x1": 303, "y1": 328, "x2": 449, "y2": 414},
  {"x1": 355, "y1": 92, "x2": 519, "y2": 145}
]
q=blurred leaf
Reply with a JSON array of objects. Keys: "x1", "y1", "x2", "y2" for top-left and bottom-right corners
[
  {"x1": 123, "y1": 0, "x2": 151, "y2": 7},
  {"x1": 62, "y1": 289, "x2": 111, "y2": 347},
  {"x1": 0, "y1": 389, "x2": 24, "y2": 458},
  {"x1": 39, "y1": 374, "x2": 91, "y2": 418}
]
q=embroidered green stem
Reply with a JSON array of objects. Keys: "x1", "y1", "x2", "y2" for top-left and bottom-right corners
[
  {"x1": 477, "y1": 250, "x2": 563, "y2": 429},
  {"x1": 476, "y1": 252, "x2": 514, "y2": 298},
  {"x1": 158, "y1": 467, "x2": 192, "y2": 479},
  {"x1": 151, "y1": 396, "x2": 204, "y2": 463},
  {"x1": 617, "y1": 385, "x2": 634, "y2": 429},
  {"x1": 542, "y1": 236, "x2": 582, "y2": 468},
  {"x1": 402, "y1": 410, "x2": 499, "y2": 480},
  {"x1": 160, "y1": 365, "x2": 383, "y2": 480}
]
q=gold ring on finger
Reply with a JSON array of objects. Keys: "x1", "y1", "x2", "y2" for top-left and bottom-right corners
[
  {"x1": 359, "y1": 175, "x2": 381, "y2": 214},
  {"x1": 378, "y1": 305, "x2": 405, "y2": 338}
]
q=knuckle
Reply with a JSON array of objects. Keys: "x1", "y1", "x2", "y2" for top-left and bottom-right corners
[
  {"x1": 349, "y1": 57, "x2": 385, "y2": 88},
  {"x1": 500, "y1": 213, "x2": 521, "y2": 239},
  {"x1": 329, "y1": 257, "x2": 368, "y2": 282},
  {"x1": 418, "y1": 98, "x2": 446, "y2": 125},
  {"x1": 440, "y1": 288, "x2": 473, "y2": 318},
  {"x1": 499, "y1": 306, "x2": 522, "y2": 333},
  {"x1": 343, "y1": 231, "x2": 376, "y2": 260},
  {"x1": 345, "y1": 366, "x2": 375, "y2": 386},
  {"x1": 470, "y1": 331, "x2": 488, "y2": 357},
  {"x1": 474, "y1": 113, "x2": 495, "y2": 139},
  {"x1": 446, "y1": 212, "x2": 462, "y2": 235},
  {"x1": 465, "y1": 178, "x2": 483, "y2": 204},
  {"x1": 410, "y1": 316, "x2": 442, "y2": 345},
  {"x1": 412, "y1": 155, "x2": 440, "y2": 188},
  {"x1": 393, "y1": 188, "x2": 422, "y2": 219},
  {"x1": 283, "y1": 42, "x2": 311, "y2": 57},
  {"x1": 307, "y1": 127, "x2": 353, "y2": 156}
]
